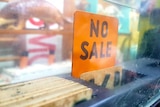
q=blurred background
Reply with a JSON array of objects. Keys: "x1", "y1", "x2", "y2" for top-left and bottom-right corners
[{"x1": 0, "y1": 0, "x2": 160, "y2": 84}]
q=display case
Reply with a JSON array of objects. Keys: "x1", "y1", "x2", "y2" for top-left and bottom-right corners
[
  {"x1": 0, "y1": 0, "x2": 74, "y2": 84},
  {"x1": 0, "y1": 0, "x2": 160, "y2": 107}
]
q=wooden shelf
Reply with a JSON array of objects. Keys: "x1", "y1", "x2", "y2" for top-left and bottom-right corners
[
  {"x1": 0, "y1": 29, "x2": 73, "y2": 35},
  {"x1": 0, "y1": 37, "x2": 18, "y2": 42},
  {"x1": 0, "y1": 56, "x2": 20, "y2": 61},
  {"x1": 0, "y1": 0, "x2": 9, "y2": 2}
]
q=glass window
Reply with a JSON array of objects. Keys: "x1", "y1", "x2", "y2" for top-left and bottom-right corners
[{"x1": 0, "y1": 0, "x2": 159, "y2": 107}]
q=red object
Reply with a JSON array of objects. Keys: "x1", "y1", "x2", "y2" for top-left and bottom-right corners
[{"x1": 29, "y1": 18, "x2": 44, "y2": 26}]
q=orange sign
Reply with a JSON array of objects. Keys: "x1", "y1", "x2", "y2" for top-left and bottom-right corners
[{"x1": 72, "y1": 11, "x2": 118, "y2": 78}]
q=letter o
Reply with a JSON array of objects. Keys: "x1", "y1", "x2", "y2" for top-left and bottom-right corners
[{"x1": 101, "y1": 21, "x2": 108, "y2": 38}]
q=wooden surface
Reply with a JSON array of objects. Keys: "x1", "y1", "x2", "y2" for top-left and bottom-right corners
[
  {"x1": 0, "y1": 37, "x2": 18, "y2": 42},
  {"x1": 0, "y1": 0, "x2": 9, "y2": 2},
  {"x1": 0, "y1": 29, "x2": 73, "y2": 35},
  {"x1": 80, "y1": 66, "x2": 122, "y2": 89},
  {"x1": 0, "y1": 56, "x2": 19, "y2": 61},
  {"x1": 0, "y1": 76, "x2": 92, "y2": 107}
]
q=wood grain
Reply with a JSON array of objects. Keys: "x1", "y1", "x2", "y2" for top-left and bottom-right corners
[{"x1": 0, "y1": 76, "x2": 92, "y2": 107}]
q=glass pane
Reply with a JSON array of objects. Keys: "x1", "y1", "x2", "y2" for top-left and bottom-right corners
[{"x1": 0, "y1": 0, "x2": 159, "y2": 107}]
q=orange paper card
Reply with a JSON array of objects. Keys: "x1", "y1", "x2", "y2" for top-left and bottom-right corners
[{"x1": 72, "y1": 11, "x2": 118, "y2": 78}]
